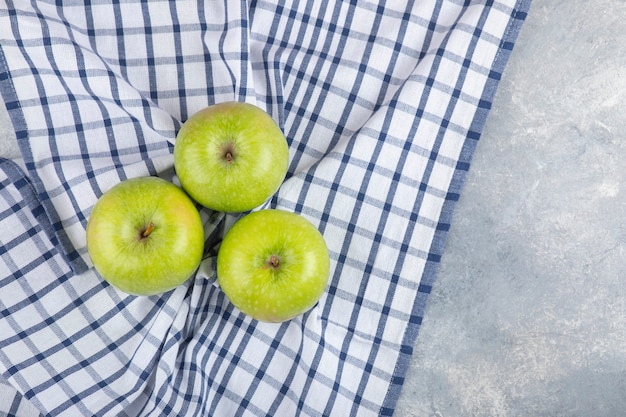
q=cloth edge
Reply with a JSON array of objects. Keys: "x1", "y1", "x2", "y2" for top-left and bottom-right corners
[
  {"x1": 0, "y1": 374, "x2": 43, "y2": 417},
  {"x1": 379, "y1": 1, "x2": 533, "y2": 415},
  {"x1": 0, "y1": 45, "x2": 87, "y2": 275}
]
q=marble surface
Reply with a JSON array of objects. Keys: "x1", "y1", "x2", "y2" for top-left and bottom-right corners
[{"x1": 1, "y1": 1, "x2": 624, "y2": 415}]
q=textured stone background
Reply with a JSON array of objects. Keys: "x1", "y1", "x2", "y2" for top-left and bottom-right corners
[{"x1": 1, "y1": 1, "x2": 625, "y2": 415}]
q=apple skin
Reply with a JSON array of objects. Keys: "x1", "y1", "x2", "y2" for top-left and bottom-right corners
[
  {"x1": 173, "y1": 101, "x2": 289, "y2": 213},
  {"x1": 217, "y1": 209, "x2": 330, "y2": 323},
  {"x1": 86, "y1": 176, "x2": 205, "y2": 296}
]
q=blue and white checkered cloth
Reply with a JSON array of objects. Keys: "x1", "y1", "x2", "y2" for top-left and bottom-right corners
[{"x1": 0, "y1": 1, "x2": 530, "y2": 415}]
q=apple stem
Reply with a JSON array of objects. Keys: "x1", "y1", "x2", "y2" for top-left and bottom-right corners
[
  {"x1": 265, "y1": 255, "x2": 281, "y2": 270},
  {"x1": 221, "y1": 142, "x2": 236, "y2": 165},
  {"x1": 142, "y1": 222, "x2": 155, "y2": 238}
]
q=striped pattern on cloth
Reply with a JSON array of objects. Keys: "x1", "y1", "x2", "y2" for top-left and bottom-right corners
[{"x1": 0, "y1": 1, "x2": 530, "y2": 415}]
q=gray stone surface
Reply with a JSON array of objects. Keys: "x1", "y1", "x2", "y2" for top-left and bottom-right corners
[
  {"x1": 395, "y1": 0, "x2": 626, "y2": 415},
  {"x1": 0, "y1": 96, "x2": 19, "y2": 161},
  {"x1": 1, "y1": 1, "x2": 625, "y2": 415}
]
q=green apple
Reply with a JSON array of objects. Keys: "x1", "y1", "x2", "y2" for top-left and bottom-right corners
[
  {"x1": 217, "y1": 209, "x2": 331, "y2": 323},
  {"x1": 173, "y1": 101, "x2": 289, "y2": 213},
  {"x1": 86, "y1": 176, "x2": 205, "y2": 296}
]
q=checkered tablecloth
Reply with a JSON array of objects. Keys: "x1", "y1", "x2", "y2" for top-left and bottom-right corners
[{"x1": 0, "y1": 1, "x2": 530, "y2": 416}]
